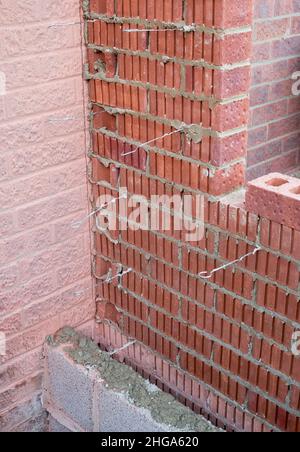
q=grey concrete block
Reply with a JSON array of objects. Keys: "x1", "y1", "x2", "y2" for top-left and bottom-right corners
[
  {"x1": 48, "y1": 416, "x2": 72, "y2": 433},
  {"x1": 44, "y1": 341, "x2": 94, "y2": 431},
  {"x1": 96, "y1": 388, "x2": 180, "y2": 432},
  {"x1": 43, "y1": 328, "x2": 220, "y2": 433}
]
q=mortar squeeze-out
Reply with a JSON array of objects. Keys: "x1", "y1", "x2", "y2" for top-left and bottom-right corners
[{"x1": 46, "y1": 327, "x2": 220, "y2": 432}]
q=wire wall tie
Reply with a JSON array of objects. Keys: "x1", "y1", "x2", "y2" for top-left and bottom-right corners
[
  {"x1": 48, "y1": 110, "x2": 107, "y2": 123},
  {"x1": 96, "y1": 267, "x2": 133, "y2": 285},
  {"x1": 71, "y1": 194, "x2": 127, "y2": 230},
  {"x1": 121, "y1": 124, "x2": 199, "y2": 157},
  {"x1": 48, "y1": 21, "x2": 82, "y2": 28},
  {"x1": 105, "y1": 267, "x2": 133, "y2": 284},
  {"x1": 71, "y1": 207, "x2": 104, "y2": 230},
  {"x1": 48, "y1": 116, "x2": 81, "y2": 122},
  {"x1": 123, "y1": 28, "x2": 175, "y2": 33},
  {"x1": 121, "y1": 128, "x2": 183, "y2": 157},
  {"x1": 92, "y1": 110, "x2": 109, "y2": 117},
  {"x1": 108, "y1": 340, "x2": 137, "y2": 356},
  {"x1": 199, "y1": 247, "x2": 262, "y2": 280},
  {"x1": 123, "y1": 25, "x2": 195, "y2": 33}
]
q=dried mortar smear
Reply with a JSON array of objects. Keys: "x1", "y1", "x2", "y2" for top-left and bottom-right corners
[{"x1": 47, "y1": 327, "x2": 220, "y2": 432}]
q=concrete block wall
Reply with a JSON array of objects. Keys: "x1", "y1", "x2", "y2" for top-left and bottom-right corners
[
  {"x1": 43, "y1": 328, "x2": 219, "y2": 432},
  {"x1": 0, "y1": 0, "x2": 94, "y2": 432},
  {"x1": 248, "y1": 0, "x2": 300, "y2": 180},
  {"x1": 86, "y1": 0, "x2": 300, "y2": 432}
]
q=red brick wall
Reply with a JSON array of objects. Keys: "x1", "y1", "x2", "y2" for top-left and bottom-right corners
[
  {"x1": 86, "y1": 0, "x2": 300, "y2": 432},
  {"x1": 248, "y1": 0, "x2": 300, "y2": 180}
]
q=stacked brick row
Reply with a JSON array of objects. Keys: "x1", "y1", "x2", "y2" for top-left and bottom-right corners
[
  {"x1": 85, "y1": 0, "x2": 300, "y2": 432},
  {"x1": 86, "y1": 0, "x2": 252, "y2": 196}
]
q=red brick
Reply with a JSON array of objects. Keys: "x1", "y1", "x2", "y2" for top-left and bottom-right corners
[
  {"x1": 209, "y1": 162, "x2": 246, "y2": 196},
  {"x1": 246, "y1": 173, "x2": 300, "y2": 231},
  {"x1": 90, "y1": 0, "x2": 113, "y2": 14},
  {"x1": 214, "y1": 67, "x2": 251, "y2": 99},
  {"x1": 213, "y1": 32, "x2": 252, "y2": 65},
  {"x1": 290, "y1": 386, "x2": 300, "y2": 411},
  {"x1": 214, "y1": 0, "x2": 253, "y2": 28},
  {"x1": 255, "y1": 18, "x2": 290, "y2": 41}
]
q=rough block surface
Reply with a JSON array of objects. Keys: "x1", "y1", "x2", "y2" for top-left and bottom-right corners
[
  {"x1": 43, "y1": 328, "x2": 220, "y2": 433},
  {"x1": 48, "y1": 416, "x2": 72, "y2": 433}
]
